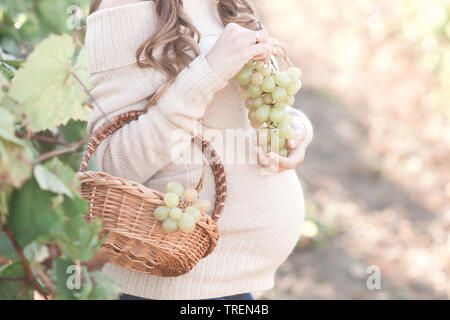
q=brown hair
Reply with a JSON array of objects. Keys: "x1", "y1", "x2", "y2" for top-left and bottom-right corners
[{"x1": 90, "y1": 0, "x2": 258, "y2": 109}]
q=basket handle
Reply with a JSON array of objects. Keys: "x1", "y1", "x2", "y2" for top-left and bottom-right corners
[{"x1": 78, "y1": 110, "x2": 227, "y2": 222}]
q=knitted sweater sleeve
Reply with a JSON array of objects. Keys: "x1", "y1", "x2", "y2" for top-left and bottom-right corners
[{"x1": 85, "y1": 2, "x2": 227, "y2": 183}]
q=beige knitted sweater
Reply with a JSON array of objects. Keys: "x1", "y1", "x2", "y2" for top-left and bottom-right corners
[{"x1": 86, "y1": 0, "x2": 313, "y2": 300}]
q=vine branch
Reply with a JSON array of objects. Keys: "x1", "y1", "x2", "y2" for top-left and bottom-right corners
[
  {"x1": 4, "y1": 229, "x2": 49, "y2": 300},
  {"x1": 35, "y1": 135, "x2": 90, "y2": 164}
]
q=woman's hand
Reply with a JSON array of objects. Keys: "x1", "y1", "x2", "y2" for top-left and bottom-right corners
[
  {"x1": 206, "y1": 23, "x2": 274, "y2": 82},
  {"x1": 256, "y1": 122, "x2": 310, "y2": 173}
]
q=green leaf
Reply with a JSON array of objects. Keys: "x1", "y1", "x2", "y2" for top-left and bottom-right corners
[
  {"x1": 62, "y1": 195, "x2": 102, "y2": 262},
  {"x1": 7, "y1": 177, "x2": 64, "y2": 247},
  {"x1": 8, "y1": 34, "x2": 91, "y2": 131},
  {"x1": 23, "y1": 242, "x2": 49, "y2": 263},
  {"x1": 0, "y1": 141, "x2": 33, "y2": 188},
  {"x1": 44, "y1": 157, "x2": 80, "y2": 194},
  {"x1": 51, "y1": 257, "x2": 79, "y2": 300},
  {"x1": 0, "y1": 61, "x2": 15, "y2": 80},
  {"x1": 73, "y1": 47, "x2": 92, "y2": 90},
  {"x1": 0, "y1": 72, "x2": 8, "y2": 101},
  {"x1": 0, "y1": 262, "x2": 33, "y2": 300},
  {"x1": 34, "y1": 164, "x2": 73, "y2": 198},
  {"x1": 0, "y1": 231, "x2": 17, "y2": 260},
  {"x1": 88, "y1": 271, "x2": 121, "y2": 300},
  {"x1": 0, "y1": 106, "x2": 23, "y2": 145}
]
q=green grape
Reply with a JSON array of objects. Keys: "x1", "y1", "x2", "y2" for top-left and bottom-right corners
[
  {"x1": 263, "y1": 94, "x2": 273, "y2": 105},
  {"x1": 245, "y1": 98, "x2": 254, "y2": 109},
  {"x1": 169, "y1": 207, "x2": 183, "y2": 220},
  {"x1": 261, "y1": 76, "x2": 276, "y2": 93},
  {"x1": 272, "y1": 87, "x2": 287, "y2": 102},
  {"x1": 279, "y1": 149, "x2": 288, "y2": 157},
  {"x1": 262, "y1": 66, "x2": 271, "y2": 77},
  {"x1": 255, "y1": 105, "x2": 271, "y2": 122},
  {"x1": 251, "y1": 72, "x2": 264, "y2": 86},
  {"x1": 183, "y1": 188, "x2": 198, "y2": 202},
  {"x1": 166, "y1": 181, "x2": 184, "y2": 197},
  {"x1": 253, "y1": 97, "x2": 264, "y2": 108},
  {"x1": 296, "y1": 79, "x2": 303, "y2": 91},
  {"x1": 255, "y1": 61, "x2": 265, "y2": 71},
  {"x1": 288, "y1": 73, "x2": 298, "y2": 85},
  {"x1": 274, "y1": 101, "x2": 287, "y2": 110},
  {"x1": 245, "y1": 61, "x2": 255, "y2": 69},
  {"x1": 154, "y1": 206, "x2": 170, "y2": 221},
  {"x1": 274, "y1": 72, "x2": 291, "y2": 88},
  {"x1": 178, "y1": 214, "x2": 196, "y2": 233},
  {"x1": 248, "y1": 109, "x2": 257, "y2": 122},
  {"x1": 287, "y1": 66, "x2": 302, "y2": 78},
  {"x1": 269, "y1": 109, "x2": 284, "y2": 123},
  {"x1": 164, "y1": 192, "x2": 179, "y2": 208},
  {"x1": 248, "y1": 83, "x2": 262, "y2": 98},
  {"x1": 287, "y1": 83, "x2": 299, "y2": 96},
  {"x1": 162, "y1": 219, "x2": 178, "y2": 232},
  {"x1": 185, "y1": 206, "x2": 201, "y2": 222},
  {"x1": 236, "y1": 67, "x2": 253, "y2": 85},
  {"x1": 286, "y1": 95, "x2": 295, "y2": 106},
  {"x1": 279, "y1": 121, "x2": 294, "y2": 139},
  {"x1": 250, "y1": 120, "x2": 264, "y2": 128},
  {"x1": 283, "y1": 113, "x2": 293, "y2": 123},
  {"x1": 193, "y1": 199, "x2": 211, "y2": 212}
]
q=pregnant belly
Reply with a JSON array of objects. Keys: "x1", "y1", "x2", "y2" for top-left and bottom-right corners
[{"x1": 218, "y1": 168, "x2": 305, "y2": 253}]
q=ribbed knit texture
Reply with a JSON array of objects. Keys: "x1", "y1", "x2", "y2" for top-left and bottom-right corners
[{"x1": 85, "y1": 0, "x2": 313, "y2": 300}]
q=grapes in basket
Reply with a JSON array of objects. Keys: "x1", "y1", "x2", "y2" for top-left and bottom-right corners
[
  {"x1": 236, "y1": 60, "x2": 303, "y2": 157},
  {"x1": 154, "y1": 181, "x2": 211, "y2": 233}
]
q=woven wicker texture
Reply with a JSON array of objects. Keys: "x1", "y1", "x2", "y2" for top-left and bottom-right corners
[{"x1": 77, "y1": 110, "x2": 227, "y2": 276}]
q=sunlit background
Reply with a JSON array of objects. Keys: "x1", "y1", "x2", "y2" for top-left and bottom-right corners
[{"x1": 1, "y1": 0, "x2": 448, "y2": 299}]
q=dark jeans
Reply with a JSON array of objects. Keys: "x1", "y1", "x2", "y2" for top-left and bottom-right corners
[{"x1": 119, "y1": 292, "x2": 255, "y2": 300}]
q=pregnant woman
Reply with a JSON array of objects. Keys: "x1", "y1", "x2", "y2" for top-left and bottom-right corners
[{"x1": 87, "y1": 0, "x2": 313, "y2": 300}]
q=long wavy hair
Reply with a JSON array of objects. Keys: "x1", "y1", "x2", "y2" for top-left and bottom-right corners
[{"x1": 90, "y1": 0, "x2": 259, "y2": 109}]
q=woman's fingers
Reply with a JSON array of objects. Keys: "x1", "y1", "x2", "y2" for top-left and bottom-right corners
[
  {"x1": 255, "y1": 146, "x2": 271, "y2": 168},
  {"x1": 248, "y1": 42, "x2": 274, "y2": 61},
  {"x1": 261, "y1": 144, "x2": 306, "y2": 173},
  {"x1": 287, "y1": 124, "x2": 307, "y2": 149}
]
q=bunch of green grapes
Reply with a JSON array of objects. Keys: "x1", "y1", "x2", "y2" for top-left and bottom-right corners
[
  {"x1": 154, "y1": 182, "x2": 212, "y2": 233},
  {"x1": 235, "y1": 61, "x2": 302, "y2": 157}
]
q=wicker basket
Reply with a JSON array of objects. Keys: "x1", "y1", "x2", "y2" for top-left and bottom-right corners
[{"x1": 76, "y1": 110, "x2": 227, "y2": 277}]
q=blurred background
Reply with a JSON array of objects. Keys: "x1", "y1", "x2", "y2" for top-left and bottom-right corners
[
  {"x1": 1, "y1": 0, "x2": 448, "y2": 299},
  {"x1": 254, "y1": 0, "x2": 450, "y2": 299}
]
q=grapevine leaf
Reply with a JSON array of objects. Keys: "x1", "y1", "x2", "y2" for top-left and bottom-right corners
[
  {"x1": 8, "y1": 34, "x2": 91, "y2": 131},
  {"x1": 7, "y1": 177, "x2": 64, "y2": 247},
  {"x1": 88, "y1": 271, "x2": 121, "y2": 300},
  {"x1": 51, "y1": 258, "x2": 79, "y2": 300},
  {"x1": 0, "y1": 231, "x2": 17, "y2": 260},
  {"x1": 0, "y1": 61, "x2": 15, "y2": 80},
  {"x1": 0, "y1": 72, "x2": 8, "y2": 101},
  {"x1": 23, "y1": 242, "x2": 50, "y2": 263},
  {"x1": 44, "y1": 157, "x2": 80, "y2": 194},
  {"x1": 0, "y1": 106, "x2": 23, "y2": 145},
  {"x1": 0, "y1": 141, "x2": 33, "y2": 189},
  {"x1": 34, "y1": 164, "x2": 73, "y2": 198},
  {"x1": 0, "y1": 262, "x2": 33, "y2": 300},
  {"x1": 73, "y1": 266, "x2": 93, "y2": 300},
  {"x1": 62, "y1": 195, "x2": 102, "y2": 262},
  {"x1": 0, "y1": 95, "x2": 22, "y2": 119},
  {"x1": 73, "y1": 47, "x2": 92, "y2": 90}
]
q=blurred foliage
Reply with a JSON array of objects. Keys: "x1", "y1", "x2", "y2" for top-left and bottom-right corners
[{"x1": 0, "y1": 0, "x2": 120, "y2": 300}]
